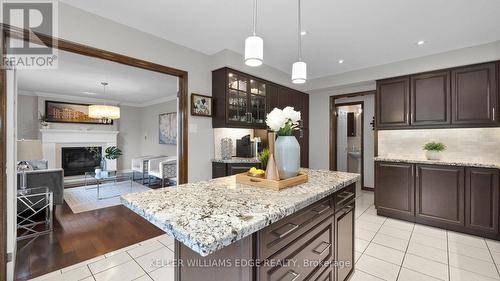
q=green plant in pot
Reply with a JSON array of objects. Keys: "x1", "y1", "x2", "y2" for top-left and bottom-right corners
[
  {"x1": 259, "y1": 148, "x2": 270, "y2": 170},
  {"x1": 423, "y1": 142, "x2": 446, "y2": 160}
]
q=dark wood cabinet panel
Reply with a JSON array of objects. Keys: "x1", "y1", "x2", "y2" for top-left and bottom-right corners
[
  {"x1": 266, "y1": 83, "x2": 279, "y2": 113},
  {"x1": 335, "y1": 201, "x2": 354, "y2": 281},
  {"x1": 376, "y1": 76, "x2": 410, "y2": 128},
  {"x1": 212, "y1": 162, "x2": 227, "y2": 179},
  {"x1": 411, "y1": 71, "x2": 451, "y2": 126},
  {"x1": 375, "y1": 162, "x2": 414, "y2": 217},
  {"x1": 212, "y1": 162, "x2": 259, "y2": 179},
  {"x1": 465, "y1": 168, "x2": 499, "y2": 234},
  {"x1": 452, "y1": 63, "x2": 497, "y2": 125},
  {"x1": 416, "y1": 165, "x2": 465, "y2": 227}
]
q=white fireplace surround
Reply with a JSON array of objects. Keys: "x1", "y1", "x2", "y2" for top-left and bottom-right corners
[{"x1": 40, "y1": 129, "x2": 119, "y2": 172}]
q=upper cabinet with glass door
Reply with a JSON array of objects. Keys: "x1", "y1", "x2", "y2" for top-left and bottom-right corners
[
  {"x1": 249, "y1": 79, "x2": 266, "y2": 124},
  {"x1": 212, "y1": 68, "x2": 267, "y2": 129}
]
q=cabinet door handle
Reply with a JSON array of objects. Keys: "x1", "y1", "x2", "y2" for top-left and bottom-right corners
[
  {"x1": 280, "y1": 270, "x2": 300, "y2": 281},
  {"x1": 312, "y1": 241, "x2": 331, "y2": 255},
  {"x1": 493, "y1": 107, "x2": 496, "y2": 121},
  {"x1": 312, "y1": 204, "x2": 330, "y2": 214},
  {"x1": 272, "y1": 223, "x2": 299, "y2": 239}
]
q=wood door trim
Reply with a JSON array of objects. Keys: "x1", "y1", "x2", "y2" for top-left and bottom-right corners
[{"x1": 1, "y1": 24, "x2": 189, "y2": 279}]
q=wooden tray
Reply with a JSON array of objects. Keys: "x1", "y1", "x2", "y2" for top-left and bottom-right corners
[{"x1": 235, "y1": 172, "x2": 308, "y2": 191}]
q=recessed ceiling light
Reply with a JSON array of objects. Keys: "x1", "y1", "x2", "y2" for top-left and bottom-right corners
[
  {"x1": 300, "y1": 30, "x2": 307, "y2": 36},
  {"x1": 416, "y1": 40, "x2": 426, "y2": 46},
  {"x1": 338, "y1": 59, "x2": 344, "y2": 64}
]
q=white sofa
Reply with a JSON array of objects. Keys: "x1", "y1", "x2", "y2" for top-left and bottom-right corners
[{"x1": 148, "y1": 156, "x2": 177, "y2": 187}]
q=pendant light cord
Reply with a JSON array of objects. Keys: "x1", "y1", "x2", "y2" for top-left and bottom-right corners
[
  {"x1": 252, "y1": 0, "x2": 257, "y2": 36},
  {"x1": 297, "y1": 0, "x2": 302, "y2": 61}
]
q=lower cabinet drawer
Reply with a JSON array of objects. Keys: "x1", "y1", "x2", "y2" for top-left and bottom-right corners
[
  {"x1": 313, "y1": 266, "x2": 333, "y2": 281},
  {"x1": 258, "y1": 197, "x2": 333, "y2": 258},
  {"x1": 259, "y1": 217, "x2": 333, "y2": 281}
]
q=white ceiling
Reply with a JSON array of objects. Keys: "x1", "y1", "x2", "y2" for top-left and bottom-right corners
[
  {"x1": 17, "y1": 48, "x2": 178, "y2": 105},
  {"x1": 61, "y1": 0, "x2": 500, "y2": 79}
]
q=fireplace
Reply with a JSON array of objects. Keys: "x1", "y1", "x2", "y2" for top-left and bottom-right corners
[{"x1": 62, "y1": 147, "x2": 102, "y2": 176}]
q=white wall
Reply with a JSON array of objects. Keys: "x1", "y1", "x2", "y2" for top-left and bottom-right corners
[{"x1": 17, "y1": 95, "x2": 38, "y2": 139}]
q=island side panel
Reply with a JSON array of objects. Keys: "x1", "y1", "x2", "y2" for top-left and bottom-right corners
[{"x1": 175, "y1": 235, "x2": 254, "y2": 281}]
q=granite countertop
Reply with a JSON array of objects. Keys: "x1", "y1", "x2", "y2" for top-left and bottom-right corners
[
  {"x1": 121, "y1": 169, "x2": 359, "y2": 257},
  {"x1": 374, "y1": 156, "x2": 500, "y2": 169},
  {"x1": 212, "y1": 157, "x2": 261, "y2": 164}
]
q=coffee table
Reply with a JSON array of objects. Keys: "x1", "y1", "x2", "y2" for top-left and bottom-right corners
[{"x1": 84, "y1": 171, "x2": 133, "y2": 200}]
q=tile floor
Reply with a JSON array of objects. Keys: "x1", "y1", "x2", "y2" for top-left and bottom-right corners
[{"x1": 30, "y1": 191, "x2": 500, "y2": 281}]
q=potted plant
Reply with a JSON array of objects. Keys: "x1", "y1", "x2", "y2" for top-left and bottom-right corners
[
  {"x1": 101, "y1": 146, "x2": 122, "y2": 172},
  {"x1": 266, "y1": 107, "x2": 301, "y2": 179},
  {"x1": 258, "y1": 148, "x2": 270, "y2": 170},
  {"x1": 423, "y1": 142, "x2": 446, "y2": 160}
]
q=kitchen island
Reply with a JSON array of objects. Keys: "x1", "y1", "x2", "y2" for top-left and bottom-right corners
[{"x1": 122, "y1": 169, "x2": 359, "y2": 281}]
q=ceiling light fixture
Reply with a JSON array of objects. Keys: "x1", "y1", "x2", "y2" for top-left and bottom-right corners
[
  {"x1": 291, "y1": 0, "x2": 307, "y2": 84},
  {"x1": 338, "y1": 59, "x2": 344, "y2": 64},
  {"x1": 88, "y1": 82, "x2": 120, "y2": 123},
  {"x1": 417, "y1": 40, "x2": 426, "y2": 46},
  {"x1": 244, "y1": 0, "x2": 263, "y2": 67},
  {"x1": 300, "y1": 30, "x2": 307, "y2": 36}
]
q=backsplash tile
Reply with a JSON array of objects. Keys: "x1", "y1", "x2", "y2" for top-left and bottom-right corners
[
  {"x1": 378, "y1": 128, "x2": 500, "y2": 163},
  {"x1": 213, "y1": 128, "x2": 253, "y2": 158}
]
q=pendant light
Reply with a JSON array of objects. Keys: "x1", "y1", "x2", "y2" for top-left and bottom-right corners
[
  {"x1": 244, "y1": 0, "x2": 263, "y2": 67},
  {"x1": 291, "y1": 0, "x2": 307, "y2": 84},
  {"x1": 88, "y1": 82, "x2": 120, "y2": 123}
]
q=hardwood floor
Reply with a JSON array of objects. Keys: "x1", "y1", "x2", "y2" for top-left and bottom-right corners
[{"x1": 14, "y1": 202, "x2": 164, "y2": 281}]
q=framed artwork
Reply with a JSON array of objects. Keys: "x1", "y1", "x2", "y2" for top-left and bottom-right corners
[
  {"x1": 191, "y1": 93, "x2": 212, "y2": 117},
  {"x1": 45, "y1": 100, "x2": 113, "y2": 125},
  {"x1": 159, "y1": 112, "x2": 177, "y2": 145}
]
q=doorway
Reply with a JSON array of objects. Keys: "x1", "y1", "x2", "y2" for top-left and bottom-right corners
[
  {"x1": 335, "y1": 102, "x2": 364, "y2": 194},
  {"x1": 1, "y1": 26, "x2": 189, "y2": 280},
  {"x1": 330, "y1": 91, "x2": 376, "y2": 195}
]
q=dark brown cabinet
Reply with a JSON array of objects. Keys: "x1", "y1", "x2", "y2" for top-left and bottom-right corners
[
  {"x1": 452, "y1": 63, "x2": 497, "y2": 125},
  {"x1": 212, "y1": 68, "x2": 267, "y2": 129},
  {"x1": 212, "y1": 162, "x2": 260, "y2": 179},
  {"x1": 213, "y1": 67, "x2": 309, "y2": 167},
  {"x1": 376, "y1": 61, "x2": 500, "y2": 129},
  {"x1": 465, "y1": 167, "x2": 499, "y2": 234},
  {"x1": 375, "y1": 162, "x2": 414, "y2": 218},
  {"x1": 335, "y1": 201, "x2": 354, "y2": 281},
  {"x1": 411, "y1": 71, "x2": 451, "y2": 126},
  {"x1": 376, "y1": 76, "x2": 410, "y2": 128},
  {"x1": 415, "y1": 165, "x2": 465, "y2": 227},
  {"x1": 376, "y1": 162, "x2": 500, "y2": 239}
]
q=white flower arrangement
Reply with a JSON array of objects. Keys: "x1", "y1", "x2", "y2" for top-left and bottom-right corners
[{"x1": 266, "y1": 107, "x2": 301, "y2": 136}]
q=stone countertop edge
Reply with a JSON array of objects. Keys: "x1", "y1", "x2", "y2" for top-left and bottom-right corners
[
  {"x1": 211, "y1": 157, "x2": 262, "y2": 164},
  {"x1": 374, "y1": 157, "x2": 500, "y2": 169},
  {"x1": 120, "y1": 169, "x2": 360, "y2": 257}
]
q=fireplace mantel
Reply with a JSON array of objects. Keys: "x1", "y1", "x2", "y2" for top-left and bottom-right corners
[{"x1": 40, "y1": 129, "x2": 119, "y2": 171}]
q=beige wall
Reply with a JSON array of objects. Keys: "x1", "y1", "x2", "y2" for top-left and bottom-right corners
[{"x1": 378, "y1": 128, "x2": 500, "y2": 163}]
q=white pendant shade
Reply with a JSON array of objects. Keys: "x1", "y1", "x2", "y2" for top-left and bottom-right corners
[
  {"x1": 88, "y1": 105, "x2": 121, "y2": 120},
  {"x1": 244, "y1": 35, "x2": 263, "y2": 67},
  {"x1": 291, "y1": 61, "x2": 307, "y2": 84}
]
